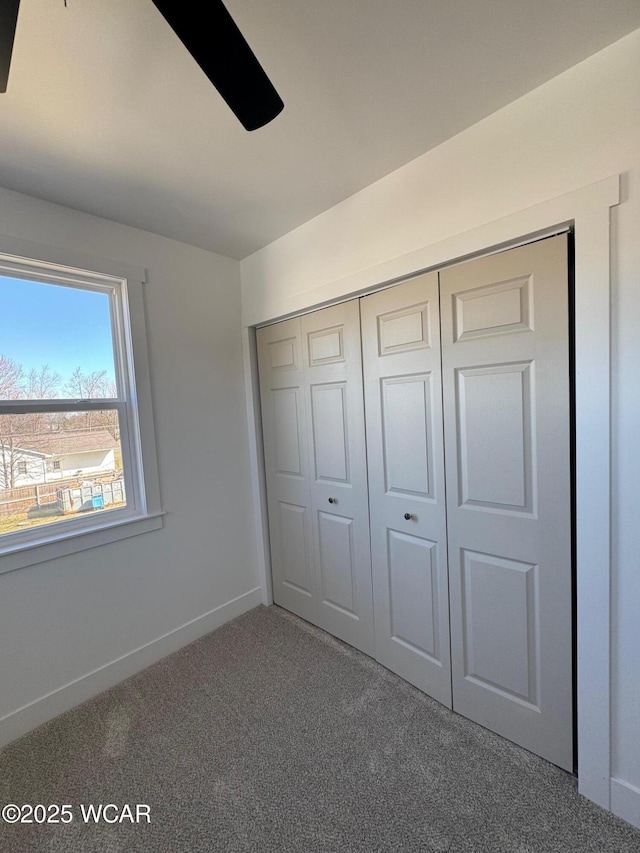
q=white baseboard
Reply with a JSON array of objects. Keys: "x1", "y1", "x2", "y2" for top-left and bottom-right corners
[
  {"x1": 611, "y1": 777, "x2": 640, "y2": 830},
  {"x1": 0, "y1": 586, "x2": 262, "y2": 749}
]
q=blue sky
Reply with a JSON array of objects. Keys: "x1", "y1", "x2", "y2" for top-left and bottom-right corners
[{"x1": 0, "y1": 276, "x2": 116, "y2": 385}]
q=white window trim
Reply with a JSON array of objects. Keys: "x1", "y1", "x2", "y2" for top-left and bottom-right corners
[{"x1": 0, "y1": 234, "x2": 163, "y2": 574}]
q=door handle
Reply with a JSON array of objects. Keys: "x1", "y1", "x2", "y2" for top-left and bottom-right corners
[
  {"x1": 404, "y1": 512, "x2": 413, "y2": 521},
  {"x1": 328, "y1": 497, "x2": 337, "y2": 504}
]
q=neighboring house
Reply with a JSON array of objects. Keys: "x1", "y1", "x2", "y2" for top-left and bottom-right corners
[{"x1": 1, "y1": 429, "x2": 119, "y2": 488}]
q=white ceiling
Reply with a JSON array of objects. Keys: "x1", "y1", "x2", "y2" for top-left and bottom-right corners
[{"x1": 1, "y1": 1, "x2": 639, "y2": 260}]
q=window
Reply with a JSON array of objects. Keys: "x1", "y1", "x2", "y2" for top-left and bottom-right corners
[{"x1": 0, "y1": 239, "x2": 162, "y2": 573}]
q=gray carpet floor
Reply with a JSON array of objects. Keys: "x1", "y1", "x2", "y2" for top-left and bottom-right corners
[{"x1": 2, "y1": 605, "x2": 639, "y2": 853}]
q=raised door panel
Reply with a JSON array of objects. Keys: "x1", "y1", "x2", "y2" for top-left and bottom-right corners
[
  {"x1": 456, "y1": 363, "x2": 534, "y2": 512},
  {"x1": 310, "y1": 383, "x2": 349, "y2": 483},
  {"x1": 453, "y1": 276, "x2": 532, "y2": 342},
  {"x1": 267, "y1": 337, "x2": 298, "y2": 370},
  {"x1": 361, "y1": 272, "x2": 452, "y2": 707},
  {"x1": 381, "y1": 374, "x2": 434, "y2": 499},
  {"x1": 388, "y1": 530, "x2": 440, "y2": 662},
  {"x1": 257, "y1": 319, "x2": 318, "y2": 625},
  {"x1": 308, "y1": 326, "x2": 345, "y2": 364},
  {"x1": 279, "y1": 502, "x2": 313, "y2": 596},
  {"x1": 460, "y1": 549, "x2": 538, "y2": 707},
  {"x1": 318, "y1": 511, "x2": 356, "y2": 616},
  {"x1": 441, "y1": 235, "x2": 572, "y2": 771},
  {"x1": 377, "y1": 302, "x2": 431, "y2": 354},
  {"x1": 272, "y1": 388, "x2": 304, "y2": 478},
  {"x1": 302, "y1": 300, "x2": 374, "y2": 655}
]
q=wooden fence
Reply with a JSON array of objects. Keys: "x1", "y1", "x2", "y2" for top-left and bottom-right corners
[{"x1": 0, "y1": 477, "x2": 96, "y2": 517}]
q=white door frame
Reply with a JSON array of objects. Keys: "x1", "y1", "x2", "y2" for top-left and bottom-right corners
[{"x1": 241, "y1": 174, "x2": 619, "y2": 811}]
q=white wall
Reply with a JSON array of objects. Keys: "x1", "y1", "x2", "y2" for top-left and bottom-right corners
[
  {"x1": 0, "y1": 188, "x2": 260, "y2": 743},
  {"x1": 57, "y1": 449, "x2": 115, "y2": 477},
  {"x1": 241, "y1": 29, "x2": 640, "y2": 824},
  {"x1": 7, "y1": 451, "x2": 45, "y2": 488}
]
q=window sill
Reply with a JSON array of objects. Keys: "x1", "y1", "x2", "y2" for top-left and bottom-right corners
[{"x1": 0, "y1": 511, "x2": 165, "y2": 575}]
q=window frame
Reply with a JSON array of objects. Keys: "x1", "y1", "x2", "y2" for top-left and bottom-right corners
[{"x1": 0, "y1": 235, "x2": 163, "y2": 574}]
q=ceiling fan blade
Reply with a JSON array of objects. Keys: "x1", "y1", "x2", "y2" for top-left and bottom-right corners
[
  {"x1": 151, "y1": 0, "x2": 284, "y2": 131},
  {"x1": 0, "y1": 0, "x2": 20, "y2": 93}
]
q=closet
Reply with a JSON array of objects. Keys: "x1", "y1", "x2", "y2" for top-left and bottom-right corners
[{"x1": 257, "y1": 234, "x2": 573, "y2": 772}]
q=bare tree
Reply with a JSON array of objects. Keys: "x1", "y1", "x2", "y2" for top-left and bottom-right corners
[
  {"x1": 0, "y1": 357, "x2": 61, "y2": 489},
  {"x1": 64, "y1": 368, "x2": 120, "y2": 440},
  {"x1": 0, "y1": 357, "x2": 32, "y2": 489},
  {"x1": 27, "y1": 364, "x2": 61, "y2": 399},
  {"x1": 65, "y1": 367, "x2": 109, "y2": 399},
  {"x1": 0, "y1": 354, "x2": 23, "y2": 400}
]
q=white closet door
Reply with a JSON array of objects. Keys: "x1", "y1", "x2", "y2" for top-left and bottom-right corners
[
  {"x1": 361, "y1": 274, "x2": 452, "y2": 707},
  {"x1": 440, "y1": 235, "x2": 573, "y2": 770},
  {"x1": 301, "y1": 301, "x2": 375, "y2": 655},
  {"x1": 257, "y1": 319, "x2": 319, "y2": 625}
]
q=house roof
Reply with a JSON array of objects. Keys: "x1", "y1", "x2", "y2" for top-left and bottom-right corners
[{"x1": 15, "y1": 429, "x2": 119, "y2": 458}]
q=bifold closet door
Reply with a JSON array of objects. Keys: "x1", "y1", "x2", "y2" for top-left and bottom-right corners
[
  {"x1": 301, "y1": 301, "x2": 374, "y2": 654},
  {"x1": 258, "y1": 236, "x2": 572, "y2": 769},
  {"x1": 360, "y1": 273, "x2": 452, "y2": 707},
  {"x1": 257, "y1": 318, "x2": 318, "y2": 624},
  {"x1": 440, "y1": 235, "x2": 573, "y2": 771},
  {"x1": 257, "y1": 301, "x2": 375, "y2": 655}
]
